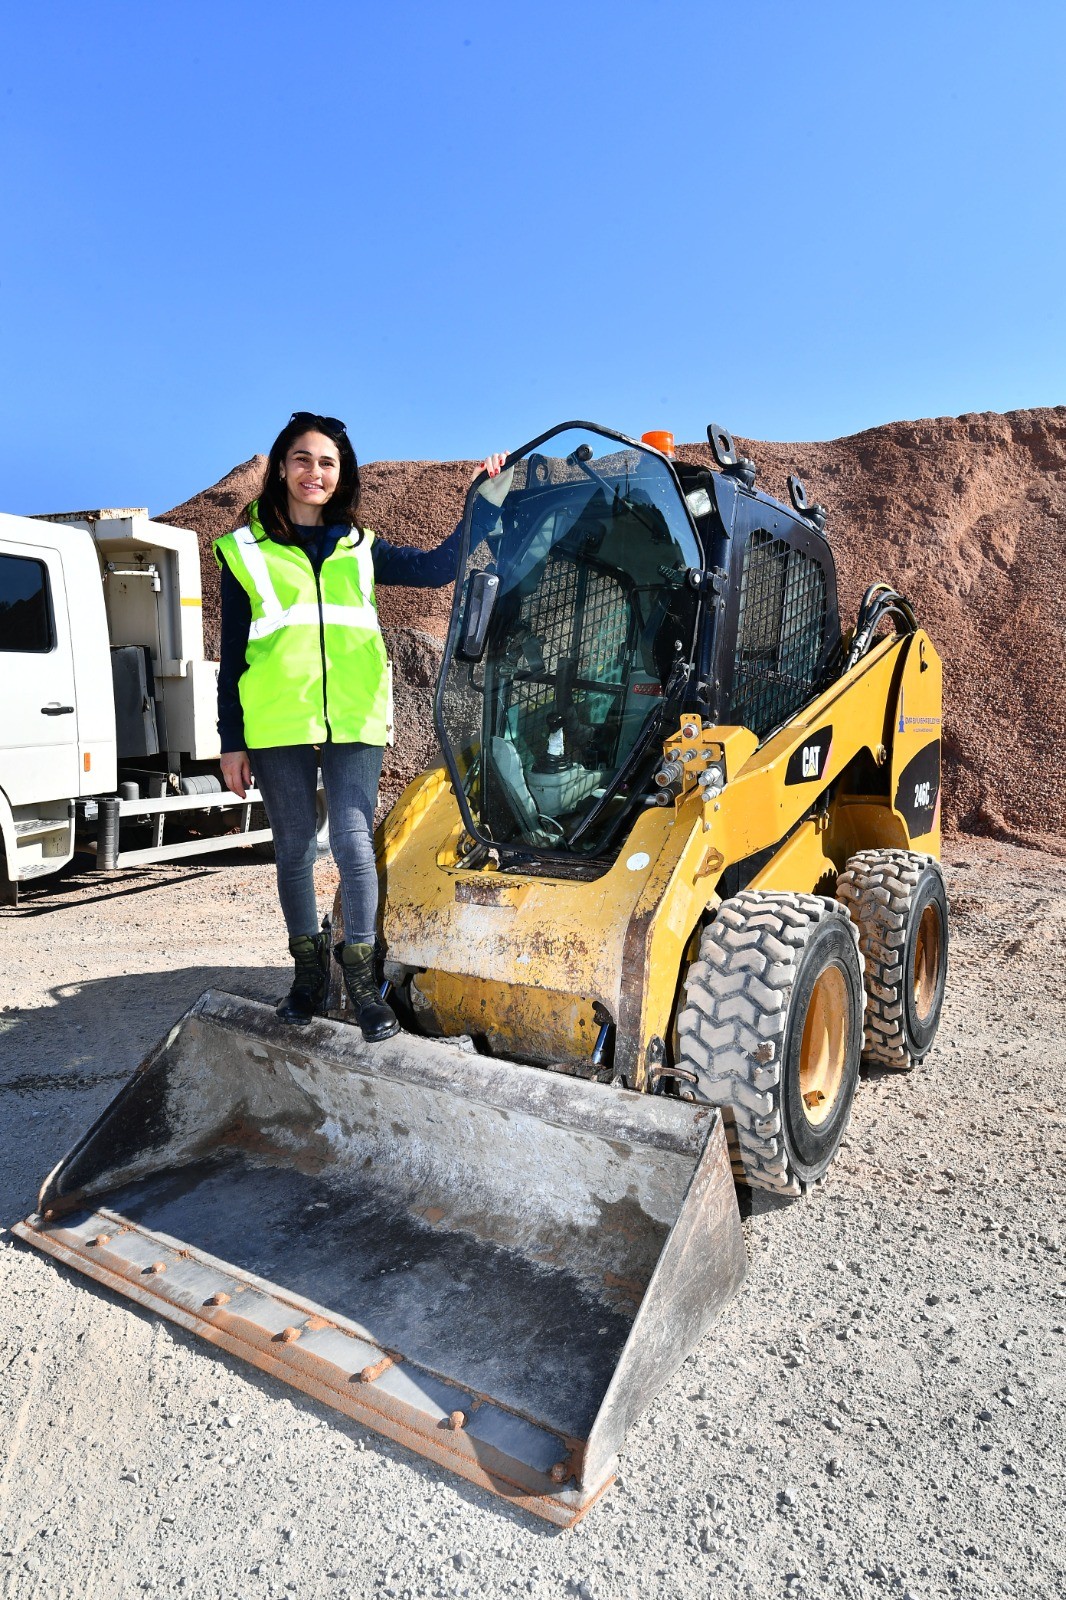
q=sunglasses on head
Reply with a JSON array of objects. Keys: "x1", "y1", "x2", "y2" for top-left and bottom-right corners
[{"x1": 289, "y1": 410, "x2": 348, "y2": 435}]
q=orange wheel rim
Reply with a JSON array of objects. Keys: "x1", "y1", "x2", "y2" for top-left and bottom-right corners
[
  {"x1": 913, "y1": 903, "x2": 942, "y2": 1024},
  {"x1": 799, "y1": 966, "x2": 848, "y2": 1127}
]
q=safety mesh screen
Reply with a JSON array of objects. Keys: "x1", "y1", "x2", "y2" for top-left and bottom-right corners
[
  {"x1": 731, "y1": 531, "x2": 827, "y2": 738},
  {"x1": 509, "y1": 553, "x2": 630, "y2": 724}
]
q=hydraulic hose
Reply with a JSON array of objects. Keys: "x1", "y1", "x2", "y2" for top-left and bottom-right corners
[{"x1": 844, "y1": 585, "x2": 919, "y2": 673}]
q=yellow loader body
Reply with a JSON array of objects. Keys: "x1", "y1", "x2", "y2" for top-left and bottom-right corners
[{"x1": 376, "y1": 629, "x2": 941, "y2": 1089}]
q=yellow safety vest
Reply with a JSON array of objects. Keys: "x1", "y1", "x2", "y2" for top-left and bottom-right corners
[{"x1": 214, "y1": 506, "x2": 390, "y2": 747}]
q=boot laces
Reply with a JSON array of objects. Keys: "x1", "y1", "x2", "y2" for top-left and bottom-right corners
[{"x1": 338, "y1": 944, "x2": 379, "y2": 1008}]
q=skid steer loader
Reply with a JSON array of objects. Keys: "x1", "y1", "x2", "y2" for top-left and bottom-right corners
[{"x1": 16, "y1": 421, "x2": 948, "y2": 1525}]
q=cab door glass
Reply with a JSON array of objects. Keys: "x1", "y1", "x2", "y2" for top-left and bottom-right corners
[
  {"x1": 0, "y1": 554, "x2": 54, "y2": 651},
  {"x1": 440, "y1": 427, "x2": 703, "y2": 856},
  {"x1": 0, "y1": 543, "x2": 79, "y2": 807}
]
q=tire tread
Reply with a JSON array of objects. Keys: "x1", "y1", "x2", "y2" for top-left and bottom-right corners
[
  {"x1": 678, "y1": 890, "x2": 862, "y2": 1195},
  {"x1": 836, "y1": 848, "x2": 943, "y2": 1070}
]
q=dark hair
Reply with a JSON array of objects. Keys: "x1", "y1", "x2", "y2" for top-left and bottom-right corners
[{"x1": 246, "y1": 412, "x2": 363, "y2": 543}]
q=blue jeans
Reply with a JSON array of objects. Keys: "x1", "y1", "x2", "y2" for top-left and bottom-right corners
[{"x1": 251, "y1": 742, "x2": 384, "y2": 943}]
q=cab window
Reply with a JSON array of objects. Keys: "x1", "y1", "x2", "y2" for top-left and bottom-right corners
[
  {"x1": 731, "y1": 528, "x2": 827, "y2": 738},
  {"x1": 0, "y1": 554, "x2": 54, "y2": 653}
]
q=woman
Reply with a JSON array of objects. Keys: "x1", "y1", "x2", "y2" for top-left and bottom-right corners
[{"x1": 216, "y1": 410, "x2": 505, "y2": 1040}]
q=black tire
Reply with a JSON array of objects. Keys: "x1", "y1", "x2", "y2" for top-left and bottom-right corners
[
  {"x1": 676, "y1": 892, "x2": 865, "y2": 1195},
  {"x1": 836, "y1": 849, "x2": 949, "y2": 1070}
]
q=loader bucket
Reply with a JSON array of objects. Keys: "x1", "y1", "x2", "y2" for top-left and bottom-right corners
[{"x1": 14, "y1": 992, "x2": 746, "y2": 1525}]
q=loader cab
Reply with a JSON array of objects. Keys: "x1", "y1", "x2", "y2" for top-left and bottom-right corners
[
  {"x1": 436, "y1": 423, "x2": 707, "y2": 861},
  {"x1": 435, "y1": 423, "x2": 842, "y2": 867}
]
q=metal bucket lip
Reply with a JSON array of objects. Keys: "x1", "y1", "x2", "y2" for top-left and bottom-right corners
[{"x1": 12, "y1": 1207, "x2": 607, "y2": 1528}]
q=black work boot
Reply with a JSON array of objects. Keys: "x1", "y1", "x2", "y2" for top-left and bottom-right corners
[
  {"x1": 335, "y1": 942, "x2": 401, "y2": 1042},
  {"x1": 276, "y1": 932, "x2": 330, "y2": 1025}
]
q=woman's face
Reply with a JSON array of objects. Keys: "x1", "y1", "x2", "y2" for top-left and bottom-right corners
[{"x1": 281, "y1": 431, "x2": 341, "y2": 520}]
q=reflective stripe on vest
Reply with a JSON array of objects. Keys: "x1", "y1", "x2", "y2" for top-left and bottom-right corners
[
  {"x1": 248, "y1": 601, "x2": 379, "y2": 640},
  {"x1": 227, "y1": 524, "x2": 379, "y2": 638},
  {"x1": 227, "y1": 523, "x2": 283, "y2": 623},
  {"x1": 214, "y1": 512, "x2": 389, "y2": 747}
]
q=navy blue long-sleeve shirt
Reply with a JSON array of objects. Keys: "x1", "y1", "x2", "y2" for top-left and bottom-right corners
[{"x1": 217, "y1": 521, "x2": 463, "y2": 751}]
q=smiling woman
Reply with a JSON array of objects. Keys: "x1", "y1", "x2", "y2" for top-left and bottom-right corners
[
  {"x1": 212, "y1": 410, "x2": 505, "y2": 1040},
  {"x1": 283, "y1": 432, "x2": 341, "y2": 512}
]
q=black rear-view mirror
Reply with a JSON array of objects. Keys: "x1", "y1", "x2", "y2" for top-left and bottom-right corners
[{"x1": 457, "y1": 570, "x2": 500, "y2": 662}]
